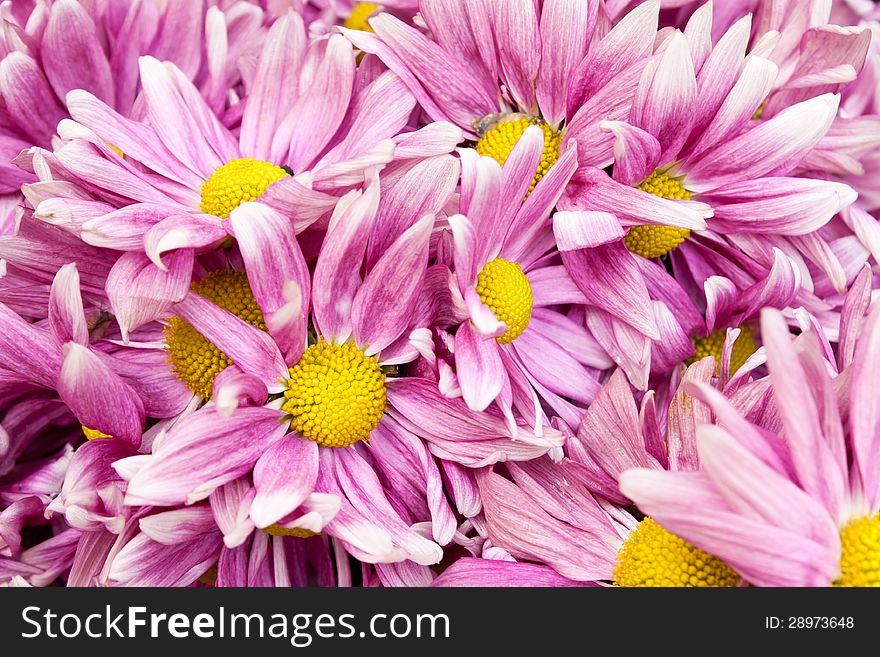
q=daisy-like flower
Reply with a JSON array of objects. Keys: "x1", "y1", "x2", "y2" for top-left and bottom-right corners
[
  {"x1": 112, "y1": 170, "x2": 561, "y2": 567},
  {"x1": 621, "y1": 290, "x2": 880, "y2": 586},
  {"x1": 20, "y1": 11, "x2": 459, "y2": 338},
  {"x1": 0, "y1": 0, "x2": 267, "y2": 232},
  {"x1": 476, "y1": 456, "x2": 743, "y2": 586},
  {"x1": 343, "y1": 0, "x2": 666, "y2": 185},
  {"x1": 430, "y1": 126, "x2": 613, "y2": 431},
  {"x1": 556, "y1": 6, "x2": 857, "y2": 387}
]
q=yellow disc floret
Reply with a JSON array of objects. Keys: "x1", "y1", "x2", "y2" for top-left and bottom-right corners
[
  {"x1": 165, "y1": 270, "x2": 267, "y2": 399},
  {"x1": 200, "y1": 158, "x2": 288, "y2": 219},
  {"x1": 82, "y1": 426, "x2": 111, "y2": 440},
  {"x1": 344, "y1": 2, "x2": 379, "y2": 31},
  {"x1": 263, "y1": 524, "x2": 319, "y2": 539},
  {"x1": 475, "y1": 258, "x2": 533, "y2": 344},
  {"x1": 282, "y1": 341, "x2": 386, "y2": 448},
  {"x1": 625, "y1": 170, "x2": 692, "y2": 258},
  {"x1": 614, "y1": 518, "x2": 741, "y2": 587},
  {"x1": 686, "y1": 324, "x2": 756, "y2": 375},
  {"x1": 476, "y1": 116, "x2": 561, "y2": 193},
  {"x1": 836, "y1": 513, "x2": 880, "y2": 587}
]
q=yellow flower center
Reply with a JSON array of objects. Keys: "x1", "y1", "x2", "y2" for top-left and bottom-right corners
[
  {"x1": 263, "y1": 524, "x2": 319, "y2": 539},
  {"x1": 200, "y1": 158, "x2": 289, "y2": 219},
  {"x1": 344, "y1": 2, "x2": 379, "y2": 31},
  {"x1": 82, "y1": 425, "x2": 111, "y2": 440},
  {"x1": 282, "y1": 341, "x2": 386, "y2": 449},
  {"x1": 475, "y1": 116, "x2": 561, "y2": 193},
  {"x1": 613, "y1": 518, "x2": 741, "y2": 587},
  {"x1": 686, "y1": 324, "x2": 756, "y2": 375},
  {"x1": 475, "y1": 258, "x2": 533, "y2": 344},
  {"x1": 835, "y1": 513, "x2": 880, "y2": 587},
  {"x1": 165, "y1": 270, "x2": 267, "y2": 399},
  {"x1": 625, "y1": 170, "x2": 692, "y2": 259}
]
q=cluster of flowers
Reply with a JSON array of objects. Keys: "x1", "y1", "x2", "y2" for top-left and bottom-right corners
[{"x1": 0, "y1": 0, "x2": 878, "y2": 588}]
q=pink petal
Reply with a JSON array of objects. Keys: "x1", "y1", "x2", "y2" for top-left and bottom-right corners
[
  {"x1": 58, "y1": 343, "x2": 145, "y2": 446},
  {"x1": 312, "y1": 184, "x2": 380, "y2": 343},
  {"x1": 240, "y1": 13, "x2": 308, "y2": 161},
  {"x1": 48, "y1": 263, "x2": 88, "y2": 347},
  {"x1": 229, "y1": 202, "x2": 310, "y2": 362},
  {"x1": 536, "y1": 0, "x2": 599, "y2": 126},
  {"x1": 251, "y1": 437, "x2": 319, "y2": 528},
  {"x1": 454, "y1": 321, "x2": 505, "y2": 412},
  {"x1": 125, "y1": 406, "x2": 288, "y2": 506},
  {"x1": 352, "y1": 213, "x2": 432, "y2": 355},
  {"x1": 630, "y1": 31, "x2": 697, "y2": 163},
  {"x1": 42, "y1": 0, "x2": 114, "y2": 106},
  {"x1": 106, "y1": 250, "x2": 193, "y2": 342}
]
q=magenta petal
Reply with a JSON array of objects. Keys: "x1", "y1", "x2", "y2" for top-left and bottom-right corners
[
  {"x1": 230, "y1": 202, "x2": 310, "y2": 362},
  {"x1": 387, "y1": 378, "x2": 564, "y2": 467},
  {"x1": 559, "y1": 239, "x2": 659, "y2": 339},
  {"x1": 576, "y1": 368, "x2": 658, "y2": 479},
  {"x1": 144, "y1": 214, "x2": 227, "y2": 269},
  {"x1": 0, "y1": 52, "x2": 67, "y2": 146},
  {"x1": 352, "y1": 214, "x2": 432, "y2": 355},
  {"x1": 106, "y1": 249, "x2": 193, "y2": 342},
  {"x1": 600, "y1": 121, "x2": 661, "y2": 186},
  {"x1": 139, "y1": 506, "x2": 217, "y2": 546},
  {"x1": 42, "y1": 1, "x2": 114, "y2": 106},
  {"x1": 454, "y1": 321, "x2": 505, "y2": 412},
  {"x1": 58, "y1": 343, "x2": 145, "y2": 446},
  {"x1": 212, "y1": 366, "x2": 268, "y2": 419},
  {"x1": 535, "y1": 0, "x2": 598, "y2": 126},
  {"x1": 630, "y1": 31, "x2": 696, "y2": 163},
  {"x1": 48, "y1": 263, "x2": 88, "y2": 347},
  {"x1": 240, "y1": 13, "x2": 307, "y2": 162},
  {"x1": 495, "y1": 0, "x2": 540, "y2": 112},
  {"x1": 251, "y1": 437, "x2": 319, "y2": 528},
  {"x1": 433, "y1": 557, "x2": 587, "y2": 587},
  {"x1": 125, "y1": 406, "x2": 288, "y2": 506},
  {"x1": 0, "y1": 303, "x2": 63, "y2": 388},
  {"x1": 173, "y1": 289, "x2": 287, "y2": 391}
]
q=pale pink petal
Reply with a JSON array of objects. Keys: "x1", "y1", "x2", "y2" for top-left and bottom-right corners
[
  {"x1": 48, "y1": 263, "x2": 88, "y2": 347},
  {"x1": 124, "y1": 406, "x2": 288, "y2": 506},
  {"x1": 42, "y1": 0, "x2": 114, "y2": 106},
  {"x1": 58, "y1": 343, "x2": 145, "y2": 446},
  {"x1": 229, "y1": 202, "x2": 310, "y2": 362},
  {"x1": 353, "y1": 214, "x2": 432, "y2": 355},
  {"x1": 630, "y1": 31, "x2": 696, "y2": 163},
  {"x1": 454, "y1": 321, "x2": 505, "y2": 412},
  {"x1": 251, "y1": 437, "x2": 319, "y2": 529},
  {"x1": 106, "y1": 250, "x2": 193, "y2": 342}
]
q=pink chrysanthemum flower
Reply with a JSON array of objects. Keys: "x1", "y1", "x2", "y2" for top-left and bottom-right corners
[
  {"x1": 343, "y1": 0, "x2": 668, "y2": 180},
  {"x1": 428, "y1": 127, "x2": 613, "y2": 430},
  {"x1": 19, "y1": 11, "x2": 460, "y2": 339},
  {"x1": 106, "y1": 173, "x2": 562, "y2": 566},
  {"x1": 43, "y1": 429, "x2": 340, "y2": 587},
  {"x1": 0, "y1": 0, "x2": 267, "y2": 232},
  {"x1": 476, "y1": 457, "x2": 743, "y2": 586},
  {"x1": 556, "y1": 8, "x2": 857, "y2": 387},
  {"x1": 622, "y1": 293, "x2": 880, "y2": 586}
]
